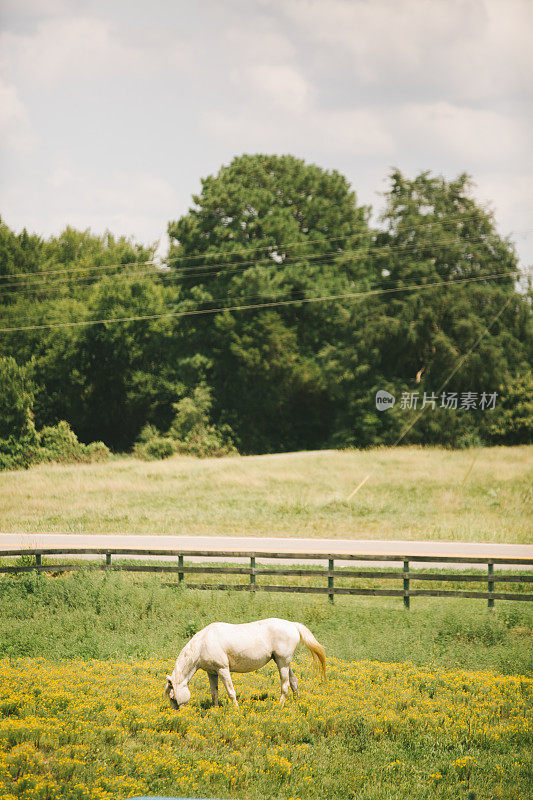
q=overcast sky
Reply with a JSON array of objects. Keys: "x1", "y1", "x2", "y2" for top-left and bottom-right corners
[{"x1": 1, "y1": 0, "x2": 532, "y2": 266}]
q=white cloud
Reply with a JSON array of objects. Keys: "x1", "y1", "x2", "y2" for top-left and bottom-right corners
[
  {"x1": 0, "y1": 167, "x2": 180, "y2": 246},
  {"x1": 248, "y1": 64, "x2": 312, "y2": 113},
  {"x1": 1, "y1": 17, "x2": 138, "y2": 87},
  {"x1": 0, "y1": 14, "x2": 193, "y2": 89},
  {"x1": 205, "y1": 104, "x2": 394, "y2": 157},
  {"x1": 279, "y1": 0, "x2": 533, "y2": 99},
  {"x1": 0, "y1": 78, "x2": 36, "y2": 153},
  {"x1": 393, "y1": 102, "x2": 526, "y2": 164}
]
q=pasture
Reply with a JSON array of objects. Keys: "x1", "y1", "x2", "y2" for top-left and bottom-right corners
[
  {"x1": 1, "y1": 445, "x2": 532, "y2": 542},
  {"x1": 1, "y1": 445, "x2": 532, "y2": 799},
  {"x1": 1, "y1": 655, "x2": 531, "y2": 800},
  {"x1": 0, "y1": 572, "x2": 532, "y2": 799}
]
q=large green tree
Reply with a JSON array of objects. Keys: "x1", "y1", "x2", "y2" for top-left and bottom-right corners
[
  {"x1": 329, "y1": 171, "x2": 531, "y2": 446},
  {"x1": 167, "y1": 153, "x2": 372, "y2": 452}
]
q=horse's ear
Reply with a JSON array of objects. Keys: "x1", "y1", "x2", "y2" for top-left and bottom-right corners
[{"x1": 166, "y1": 674, "x2": 172, "y2": 682}]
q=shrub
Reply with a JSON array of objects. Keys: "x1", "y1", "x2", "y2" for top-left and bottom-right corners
[
  {"x1": 132, "y1": 424, "x2": 175, "y2": 461},
  {"x1": 30, "y1": 421, "x2": 110, "y2": 469},
  {"x1": 132, "y1": 386, "x2": 238, "y2": 461},
  {"x1": 84, "y1": 441, "x2": 111, "y2": 462},
  {"x1": 486, "y1": 371, "x2": 533, "y2": 445},
  {"x1": 168, "y1": 385, "x2": 237, "y2": 458},
  {"x1": 38, "y1": 420, "x2": 87, "y2": 462},
  {"x1": 0, "y1": 433, "x2": 40, "y2": 471}
]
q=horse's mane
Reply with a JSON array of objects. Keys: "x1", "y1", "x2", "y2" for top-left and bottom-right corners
[{"x1": 173, "y1": 631, "x2": 201, "y2": 681}]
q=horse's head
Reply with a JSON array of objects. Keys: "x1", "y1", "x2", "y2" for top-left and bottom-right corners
[{"x1": 165, "y1": 674, "x2": 191, "y2": 710}]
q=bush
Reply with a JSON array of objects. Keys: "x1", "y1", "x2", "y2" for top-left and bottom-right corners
[
  {"x1": 37, "y1": 420, "x2": 111, "y2": 465},
  {"x1": 38, "y1": 420, "x2": 86, "y2": 462},
  {"x1": 456, "y1": 431, "x2": 484, "y2": 449},
  {"x1": 168, "y1": 385, "x2": 237, "y2": 458},
  {"x1": 132, "y1": 424, "x2": 176, "y2": 461},
  {"x1": 132, "y1": 386, "x2": 238, "y2": 461},
  {"x1": 84, "y1": 441, "x2": 112, "y2": 462},
  {"x1": 0, "y1": 420, "x2": 111, "y2": 471},
  {"x1": 486, "y1": 371, "x2": 533, "y2": 445},
  {"x1": 0, "y1": 433, "x2": 40, "y2": 471}
]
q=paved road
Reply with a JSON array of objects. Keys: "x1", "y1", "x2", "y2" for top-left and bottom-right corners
[{"x1": 1, "y1": 533, "x2": 532, "y2": 567}]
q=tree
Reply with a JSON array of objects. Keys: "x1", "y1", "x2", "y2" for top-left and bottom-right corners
[
  {"x1": 167, "y1": 153, "x2": 372, "y2": 452},
  {"x1": 0, "y1": 356, "x2": 36, "y2": 440},
  {"x1": 69, "y1": 275, "x2": 183, "y2": 450},
  {"x1": 328, "y1": 170, "x2": 531, "y2": 447}
]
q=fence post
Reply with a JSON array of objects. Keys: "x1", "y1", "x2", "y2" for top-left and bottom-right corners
[
  {"x1": 35, "y1": 552, "x2": 42, "y2": 570},
  {"x1": 178, "y1": 555, "x2": 184, "y2": 583},
  {"x1": 488, "y1": 562, "x2": 494, "y2": 610},
  {"x1": 328, "y1": 558, "x2": 334, "y2": 603},
  {"x1": 250, "y1": 556, "x2": 256, "y2": 591},
  {"x1": 403, "y1": 560, "x2": 410, "y2": 609},
  {"x1": 105, "y1": 552, "x2": 112, "y2": 569}
]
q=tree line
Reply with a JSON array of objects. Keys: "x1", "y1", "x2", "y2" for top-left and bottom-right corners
[{"x1": 0, "y1": 155, "x2": 531, "y2": 468}]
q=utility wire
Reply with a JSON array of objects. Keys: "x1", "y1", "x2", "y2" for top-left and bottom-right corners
[
  {"x1": 0, "y1": 207, "x2": 509, "y2": 282},
  {"x1": 346, "y1": 293, "x2": 514, "y2": 501},
  {"x1": 2, "y1": 269, "x2": 516, "y2": 322},
  {"x1": 0, "y1": 271, "x2": 517, "y2": 334},
  {"x1": 0, "y1": 229, "x2": 527, "y2": 297}
]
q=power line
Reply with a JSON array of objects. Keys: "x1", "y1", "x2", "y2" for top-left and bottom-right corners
[
  {"x1": 346, "y1": 292, "x2": 514, "y2": 501},
  {"x1": 0, "y1": 228, "x2": 527, "y2": 298},
  {"x1": 0, "y1": 271, "x2": 517, "y2": 334},
  {"x1": 0, "y1": 207, "x2": 508, "y2": 283}
]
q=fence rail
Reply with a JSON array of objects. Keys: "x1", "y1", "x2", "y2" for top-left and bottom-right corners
[{"x1": 1, "y1": 547, "x2": 532, "y2": 608}]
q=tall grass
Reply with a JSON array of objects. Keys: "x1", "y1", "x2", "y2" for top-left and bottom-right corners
[
  {"x1": 0, "y1": 571, "x2": 531, "y2": 674},
  {"x1": 0, "y1": 445, "x2": 531, "y2": 542}
]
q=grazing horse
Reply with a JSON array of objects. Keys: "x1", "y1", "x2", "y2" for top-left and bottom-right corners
[{"x1": 165, "y1": 617, "x2": 326, "y2": 708}]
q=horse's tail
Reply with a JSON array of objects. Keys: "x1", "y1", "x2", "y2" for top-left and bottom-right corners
[{"x1": 295, "y1": 623, "x2": 326, "y2": 679}]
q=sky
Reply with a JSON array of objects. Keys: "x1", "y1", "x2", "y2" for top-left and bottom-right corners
[{"x1": 1, "y1": 0, "x2": 532, "y2": 266}]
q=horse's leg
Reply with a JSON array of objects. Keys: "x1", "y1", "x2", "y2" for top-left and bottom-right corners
[
  {"x1": 218, "y1": 667, "x2": 238, "y2": 708},
  {"x1": 208, "y1": 672, "x2": 219, "y2": 706},
  {"x1": 274, "y1": 657, "x2": 291, "y2": 706},
  {"x1": 289, "y1": 667, "x2": 299, "y2": 697}
]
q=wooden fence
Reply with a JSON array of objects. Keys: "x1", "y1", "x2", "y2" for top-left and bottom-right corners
[{"x1": 1, "y1": 547, "x2": 532, "y2": 608}]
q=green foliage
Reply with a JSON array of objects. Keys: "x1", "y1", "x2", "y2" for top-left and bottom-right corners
[
  {"x1": 0, "y1": 434, "x2": 40, "y2": 471},
  {"x1": 0, "y1": 356, "x2": 39, "y2": 469},
  {"x1": 167, "y1": 153, "x2": 372, "y2": 453},
  {"x1": 329, "y1": 170, "x2": 530, "y2": 448},
  {"x1": 0, "y1": 357, "x2": 110, "y2": 470},
  {"x1": 133, "y1": 424, "x2": 176, "y2": 461},
  {"x1": 133, "y1": 385, "x2": 237, "y2": 459},
  {"x1": 486, "y1": 371, "x2": 533, "y2": 444},
  {"x1": 37, "y1": 420, "x2": 110, "y2": 464},
  {"x1": 168, "y1": 384, "x2": 237, "y2": 457},
  {"x1": 1, "y1": 161, "x2": 531, "y2": 456},
  {"x1": 0, "y1": 356, "x2": 36, "y2": 440}
]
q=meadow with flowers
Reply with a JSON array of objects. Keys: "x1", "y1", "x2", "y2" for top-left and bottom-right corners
[
  {"x1": 0, "y1": 652, "x2": 531, "y2": 800},
  {"x1": 0, "y1": 570, "x2": 532, "y2": 800}
]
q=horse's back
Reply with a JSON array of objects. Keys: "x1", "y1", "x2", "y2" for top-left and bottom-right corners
[{"x1": 198, "y1": 618, "x2": 299, "y2": 672}]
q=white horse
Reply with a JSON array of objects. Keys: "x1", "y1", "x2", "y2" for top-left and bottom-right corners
[{"x1": 165, "y1": 617, "x2": 326, "y2": 708}]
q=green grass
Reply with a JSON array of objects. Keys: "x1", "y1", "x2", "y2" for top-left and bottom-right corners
[
  {"x1": 1, "y1": 446, "x2": 531, "y2": 799},
  {"x1": 1, "y1": 570, "x2": 531, "y2": 674},
  {"x1": 1, "y1": 445, "x2": 532, "y2": 542},
  {"x1": 0, "y1": 572, "x2": 532, "y2": 800}
]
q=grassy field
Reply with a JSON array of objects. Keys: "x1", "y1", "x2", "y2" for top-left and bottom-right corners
[
  {"x1": 1, "y1": 445, "x2": 532, "y2": 542},
  {"x1": 1, "y1": 447, "x2": 532, "y2": 799},
  {"x1": 0, "y1": 572, "x2": 532, "y2": 800},
  {"x1": 1, "y1": 656, "x2": 531, "y2": 800}
]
